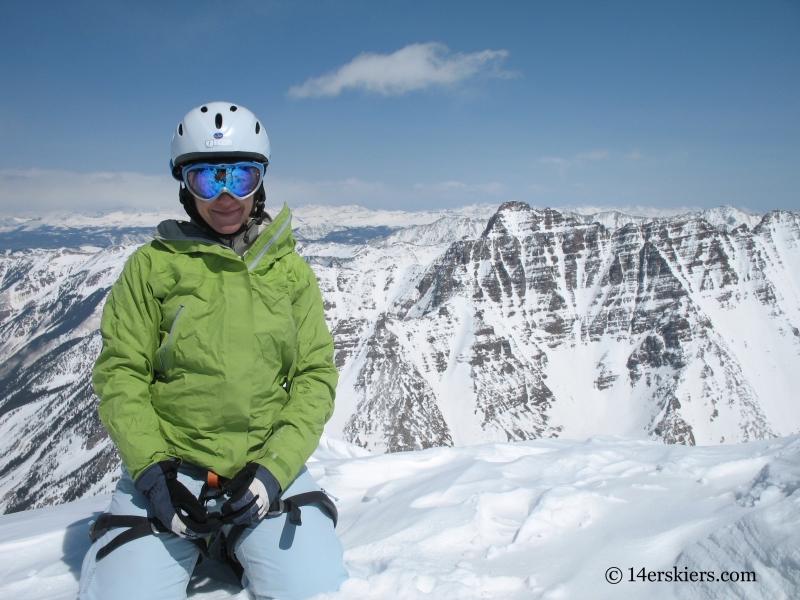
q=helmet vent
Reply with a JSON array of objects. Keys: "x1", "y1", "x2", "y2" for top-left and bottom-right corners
[
  {"x1": 255, "y1": 122, "x2": 261, "y2": 134},
  {"x1": 230, "y1": 105, "x2": 237, "y2": 112},
  {"x1": 178, "y1": 123, "x2": 183, "y2": 136},
  {"x1": 200, "y1": 106, "x2": 208, "y2": 113},
  {"x1": 215, "y1": 113, "x2": 223, "y2": 129}
]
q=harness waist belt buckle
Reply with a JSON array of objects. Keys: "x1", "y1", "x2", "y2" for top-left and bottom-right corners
[
  {"x1": 151, "y1": 520, "x2": 166, "y2": 535},
  {"x1": 88, "y1": 519, "x2": 107, "y2": 541},
  {"x1": 266, "y1": 498, "x2": 284, "y2": 517}
]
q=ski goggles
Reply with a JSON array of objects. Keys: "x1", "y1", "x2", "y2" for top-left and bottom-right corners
[{"x1": 181, "y1": 162, "x2": 265, "y2": 202}]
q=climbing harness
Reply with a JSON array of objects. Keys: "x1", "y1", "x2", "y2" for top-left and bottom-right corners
[
  {"x1": 87, "y1": 469, "x2": 338, "y2": 564},
  {"x1": 88, "y1": 513, "x2": 170, "y2": 561}
]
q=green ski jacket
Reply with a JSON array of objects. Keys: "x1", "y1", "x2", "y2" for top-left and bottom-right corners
[{"x1": 93, "y1": 205, "x2": 337, "y2": 490}]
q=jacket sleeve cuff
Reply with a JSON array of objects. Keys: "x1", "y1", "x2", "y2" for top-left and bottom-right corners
[
  {"x1": 254, "y1": 464, "x2": 282, "y2": 502},
  {"x1": 126, "y1": 452, "x2": 174, "y2": 483},
  {"x1": 256, "y1": 453, "x2": 295, "y2": 492}
]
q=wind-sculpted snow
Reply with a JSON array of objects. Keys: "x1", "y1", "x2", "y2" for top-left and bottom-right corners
[
  {"x1": 676, "y1": 440, "x2": 800, "y2": 600},
  {"x1": 0, "y1": 435, "x2": 798, "y2": 599},
  {"x1": 0, "y1": 203, "x2": 799, "y2": 513}
]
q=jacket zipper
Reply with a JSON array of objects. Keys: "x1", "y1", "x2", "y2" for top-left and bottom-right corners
[
  {"x1": 247, "y1": 215, "x2": 291, "y2": 272},
  {"x1": 160, "y1": 306, "x2": 184, "y2": 373}
]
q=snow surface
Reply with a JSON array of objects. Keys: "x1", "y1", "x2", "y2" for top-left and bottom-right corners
[{"x1": 1, "y1": 434, "x2": 797, "y2": 600}]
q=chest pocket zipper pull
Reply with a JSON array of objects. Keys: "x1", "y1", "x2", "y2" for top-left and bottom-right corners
[{"x1": 160, "y1": 306, "x2": 184, "y2": 373}]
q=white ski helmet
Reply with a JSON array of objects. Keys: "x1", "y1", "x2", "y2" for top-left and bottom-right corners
[{"x1": 170, "y1": 101, "x2": 271, "y2": 180}]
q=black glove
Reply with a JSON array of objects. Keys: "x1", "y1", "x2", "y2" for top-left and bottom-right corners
[
  {"x1": 134, "y1": 460, "x2": 221, "y2": 540},
  {"x1": 220, "y1": 463, "x2": 281, "y2": 526}
]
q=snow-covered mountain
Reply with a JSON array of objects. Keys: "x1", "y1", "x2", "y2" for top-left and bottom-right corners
[
  {"x1": 321, "y1": 203, "x2": 800, "y2": 452},
  {"x1": 0, "y1": 202, "x2": 798, "y2": 514}
]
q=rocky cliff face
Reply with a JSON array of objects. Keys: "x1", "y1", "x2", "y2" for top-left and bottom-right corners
[
  {"x1": 319, "y1": 203, "x2": 798, "y2": 451},
  {"x1": 0, "y1": 204, "x2": 798, "y2": 513}
]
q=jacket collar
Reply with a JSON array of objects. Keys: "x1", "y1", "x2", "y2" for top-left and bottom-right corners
[{"x1": 154, "y1": 204, "x2": 294, "y2": 270}]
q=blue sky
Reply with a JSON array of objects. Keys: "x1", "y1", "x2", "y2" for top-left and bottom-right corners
[{"x1": 0, "y1": 0, "x2": 797, "y2": 214}]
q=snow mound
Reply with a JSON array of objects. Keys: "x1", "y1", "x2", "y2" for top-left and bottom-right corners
[
  {"x1": 674, "y1": 438, "x2": 800, "y2": 600},
  {"x1": 676, "y1": 495, "x2": 800, "y2": 600},
  {"x1": 0, "y1": 435, "x2": 798, "y2": 599},
  {"x1": 311, "y1": 433, "x2": 373, "y2": 461}
]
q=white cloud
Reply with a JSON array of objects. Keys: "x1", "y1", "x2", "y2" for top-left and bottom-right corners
[
  {"x1": 539, "y1": 149, "x2": 610, "y2": 167},
  {"x1": 575, "y1": 149, "x2": 609, "y2": 161},
  {"x1": 0, "y1": 169, "x2": 404, "y2": 216},
  {"x1": 0, "y1": 170, "x2": 511, "y2": 216},
  {"x1": 288, "y1": 42, "x2": 513, "y2": 98},
  {"x1": 626, "y1": 149, "x2": 643, "y2": 159},
  {"x1": 0, "y1": 169, "x2": 178, "y2": 214}
]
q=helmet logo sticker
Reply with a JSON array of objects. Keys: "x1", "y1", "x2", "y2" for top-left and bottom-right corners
[
  {"x1": 205, "y1": 139, "x2": 233, "y2": 147},
  {"x1": 214, "y1": 133, "x2": 223, "y2": 139}
]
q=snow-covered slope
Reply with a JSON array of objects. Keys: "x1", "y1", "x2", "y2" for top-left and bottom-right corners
[
  {"x1": 282, "y1": 203, "x2": 498, "y2": 241},
  {"x1": 0, "y1": 434, "x2": 797, "y2": 599},
  {"x1": 0, "y1": 202, "x2": 798, "y2": 515},
  {"x1": 281, "y1": 203, "x2": 498, "y2": 230},
  {"x1": 564, "y1": 205, "x2": 762, "y2": 233},
  {"x1": 374, "y1": 216, "x2": 488, "y2": 247},
  {"x1": 0, "y1": 246, "x2": 136, "y2": 512}
]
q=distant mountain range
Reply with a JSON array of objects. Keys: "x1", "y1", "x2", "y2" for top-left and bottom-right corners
[
  {"x1": 0, "y1": 204, "x2": 497, "y2": 250},
  {"x1": 0, "y1": 202, "x2": 797, "y2": 513}
]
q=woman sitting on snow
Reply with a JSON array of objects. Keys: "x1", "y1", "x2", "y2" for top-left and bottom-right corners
[{"x1": 79, "y1": 102, "x2": 347, "y2": 600}]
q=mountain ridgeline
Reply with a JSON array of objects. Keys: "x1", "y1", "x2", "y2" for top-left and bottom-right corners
[{"x1": 0, "y1": 203, "x2": 798, "y2": 513}]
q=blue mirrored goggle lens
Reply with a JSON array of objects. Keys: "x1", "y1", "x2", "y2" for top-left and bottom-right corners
[{"x1": 184, "y1": 164, "x2": 262, "y2": 200}]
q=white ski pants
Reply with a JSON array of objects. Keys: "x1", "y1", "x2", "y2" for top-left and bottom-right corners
[{"x1": 78, "y1": 465, "x2": 348, "y2": 600}]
